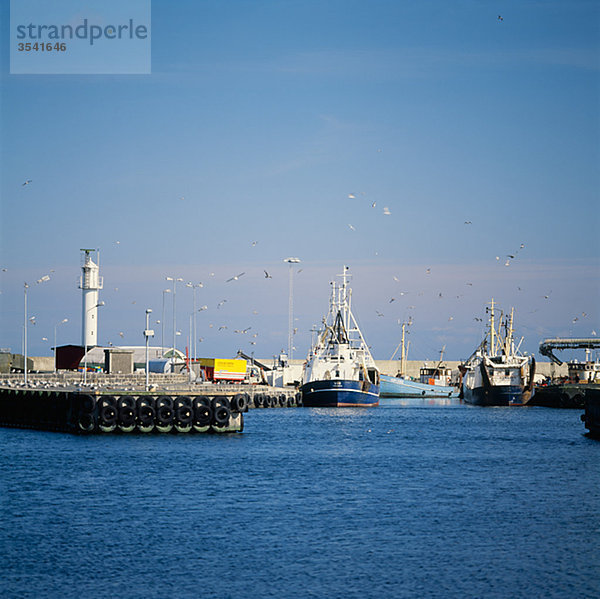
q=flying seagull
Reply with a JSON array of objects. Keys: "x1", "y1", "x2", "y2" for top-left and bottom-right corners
[
  {"x1": 348, "y1": 224, "x2": 356, "y2": 231},
  {"x1": 226, "y1": 272, "x2": 245, "y2": 282},
  {"x1": 264, "y1": 270, "x2": 272, "y2": 279},
  {"x1": 22, "y1": 180, "x2": 32, "y2": 186},
  {"x1": 383, "y1": 207, "x2": 391, "y2": 216}
]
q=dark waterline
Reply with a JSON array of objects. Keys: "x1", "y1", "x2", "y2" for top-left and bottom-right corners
[{"x1": 1, "y1": 404, "x2": 598, "y2": 599}]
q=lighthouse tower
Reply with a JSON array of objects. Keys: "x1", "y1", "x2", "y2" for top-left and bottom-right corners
[{"x1": 79, "y1": 249, "x2": 103, "y2": 347}]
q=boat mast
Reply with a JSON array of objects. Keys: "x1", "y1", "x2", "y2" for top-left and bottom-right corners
[
  {"x1": 400, "y1": 322, "x2": 407, "y2": 376},
  {"x1": 506, "y1": 307, "x2": 515, "y2": 356},
  {"x1": 489, "y1": 298, "x2": 496, "y2": 357}
]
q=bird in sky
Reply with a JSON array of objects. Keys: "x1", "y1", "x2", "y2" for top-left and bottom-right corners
[
  {"x1": 251, "y1": 241, "x2": 258, "y2": 247},
  {"x1": 383, "y1": 207, "x2": 391, "y2": 216},
  {"x1": 389, "y1": 298, "x2": 395, "y2": 303},
  {"x1": 22, "y1": 180, "x2": 32, "y2": 186},
  {"x1": 348, "y1": 224, "x2": 356, "y2": 231},
  {"x1": 119, "y1": 332, "x2": 124, "y2": 338},
  {"x1": 507, "y1": 254, "x2": 515, "y2": 259},
  {"x1": 464, "y1": 221, "x2": 472, "y2": 225},
  {"x1": 504, "y1": 260, "x2": 510, "y2": 267},
  {"x1": 371, "y1": 201, "x2": 377, "y2": 208},
  {"x1": 426, "y1": 268, "x2": 431, "y2": 275},
  {"x1": 466, "y1": 282, "x2": 473, "y2": 286},
  {"x1": 219, "y1": 326, "x2": 227, "y2": 331},
  {"x1": 264, "y1": 270, "x2": 272, "y2": 279},
  {"x1": 348, "y1": 193, "x2": 356, "y2": 199},
  {"x1": 217, "y1": 300, "x2": 227, "y2": 309},
  {"x1": 498, "y1": 15, "x2": 503, "y2": 21},
  {"x1": 376, "y1": 310, "x2": 384, "y2": 317},
  {"x1": 226, "y1": 272, "x2": 245, "y2": 282},
  {"x1": 198, "y1": 305, "x2": 208, "y2": 312},
  {"x1": 36, "y1": 275, "x2": 50, "y2": 284}
]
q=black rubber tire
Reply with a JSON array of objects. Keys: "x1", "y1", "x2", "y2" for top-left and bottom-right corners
[
  {"x1": 230, "y1": 394, "x2": 243, "y2": 412},
  {"x1": 98, "y1": 396, "x2": 116, "y2": 410},
  {"x1": 175, "y1": 405, "x2": 193, "y2": 425},
  {"x1": 119, "y1": 406, "x2": 136, "y2": 427},
  {"x1": 194, "y1": 404, "x2": 212, "y2": 427},
  {"x1": 119, "y1": 395, "x2": 136, "y2": 410},
  {"x1": 212, "y1": 405, "x2": 231, "y2": 426},
  {"x1": 99, "y1": 404, "x2": 118, "y2": 426},
  {"x1": 156, "y1": 396, "x2": 173, "y2": 410},
  {"x1": 78, "y1": 413, "x2": 96, "y2": 432},
  {"x1": 278, "y1": 394, "x2": 287, "y2": 407},
  {"x1": 175, "y1": 396, "x2": 193, "y2": 410},
  {"x1": 137, "y1": 396, "x2": 155, "y2": 409},
  {"x1": 211, "y1": 396, "x2": 230, "y2": 411},
  {"x1": 194, "y1": 396, "x2": 211, "y2": 409},
  {"x1": 264, "y1": 395, "x2": 272, "y2": 408},
  {"x1": 156, "y1": 405, "x2": 173, "y2": 425},
  {"x1": 138, "y1": 404, "x2": 155, "y2": 426},
  {"x1": 253, "y1": 394, "x2": 262, "y2": 408}
]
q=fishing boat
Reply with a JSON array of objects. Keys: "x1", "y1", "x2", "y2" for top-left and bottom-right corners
[
  {"x1": 459, "y1": 299, "x2": 535, "y2": 406},
  {"x1": 300, "y1": 266, "x2": 380, "y2": 407},
  {"x1": 380, "y1": 325, "x2": 458, "y2": 399}
]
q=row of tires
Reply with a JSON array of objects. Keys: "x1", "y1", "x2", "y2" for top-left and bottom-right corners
[
  {"x1": 250, "y1": 393, "x2": 301, "y2": 409},
  {"x1": 77, "y1": 394, "x2": 243, "y2": 433}
]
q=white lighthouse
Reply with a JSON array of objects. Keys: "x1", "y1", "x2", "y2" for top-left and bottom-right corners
[{"x1": 79, "y1": 249, "x2": 103, "y2": 348}]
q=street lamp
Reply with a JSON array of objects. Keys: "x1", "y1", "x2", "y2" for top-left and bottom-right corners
[
  {"x1": 283, "y1": 257, "x2": 301, "y2": 359},
  {"x1": 161, "y1": 288, "x2": 171, "y2": 356},
  {"x1": 83, "y1": 301, "x2": 105, "y2": 385},
  {"x1": 23, "y1": 283, "x2": 29, "y2": 385},
  {"x1": 186, "y1": 282, "x2": 203, "y2": 363},
  {"x1": 144, "y1": 309, "x2": 154, "y2": 391},
  {"x1": 165, "y1": 276, "x2": 183, "y2": 367},
  {"x1": 54, "y1": 318, "x2": 68, "y2": 373}
]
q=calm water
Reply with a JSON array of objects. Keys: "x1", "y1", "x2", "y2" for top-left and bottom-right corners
[{"x1": 1, "y1": 403, "x2": 598, "y2": 599}]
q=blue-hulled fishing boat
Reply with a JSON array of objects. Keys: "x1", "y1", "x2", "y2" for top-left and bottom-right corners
[{"x1": 300, "y1": 267, "x2": 379, "y2": 407}]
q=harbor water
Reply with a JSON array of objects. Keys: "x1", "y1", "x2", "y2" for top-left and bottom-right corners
[{"x1": 1, "y1": 403, "x2": 598, "y2": 598}]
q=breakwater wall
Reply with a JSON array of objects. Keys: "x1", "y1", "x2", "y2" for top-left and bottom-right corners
[{"x1": 0, "y1": 383, "x2": 301, "y2": 435}]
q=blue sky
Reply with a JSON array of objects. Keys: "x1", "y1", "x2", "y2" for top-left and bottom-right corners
[{"x1": 1, "y1": 0, "x2": 599, "y2": 362}]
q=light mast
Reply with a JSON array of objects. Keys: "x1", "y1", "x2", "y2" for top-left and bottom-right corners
[{"x1": 79, "y1": 249, "x2": 103, "y2": 348}]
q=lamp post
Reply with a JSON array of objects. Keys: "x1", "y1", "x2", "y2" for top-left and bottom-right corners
[
  {"x1": 23, "y1": 283, "x2": 29, "y2": 385},
  {"x1": 186, "y1": 282, "x2": 203, "y2": 363},
  {"x1": 53, "y1": 318, "x2": 68, "y2": 373},
  {"x1": 283, "y1": 257, "x2": 301, "y2": 359},
  {"x1": 83, "y1": 301, "x2": 105, "y2": 385},
  {"x1": 161, "y1": 288, "x2": 171, "y2": 356},
  {"x1": 165, "y1": 276, "x2": 183, "y2": 367},
  {"x1": 144, "y1": 309, "x2": 154, "y2": 391}
]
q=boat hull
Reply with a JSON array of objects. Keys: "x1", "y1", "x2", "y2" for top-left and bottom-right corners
[
  {"x1": 300, "y1": 379, "x2": 379, "y2": 407},
  {"x1": 462, "y1": 384, "x2": 526, "y2": 406},
  {"x1": 380, "y1": 375, "x2": 457, "y2": 398}
]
